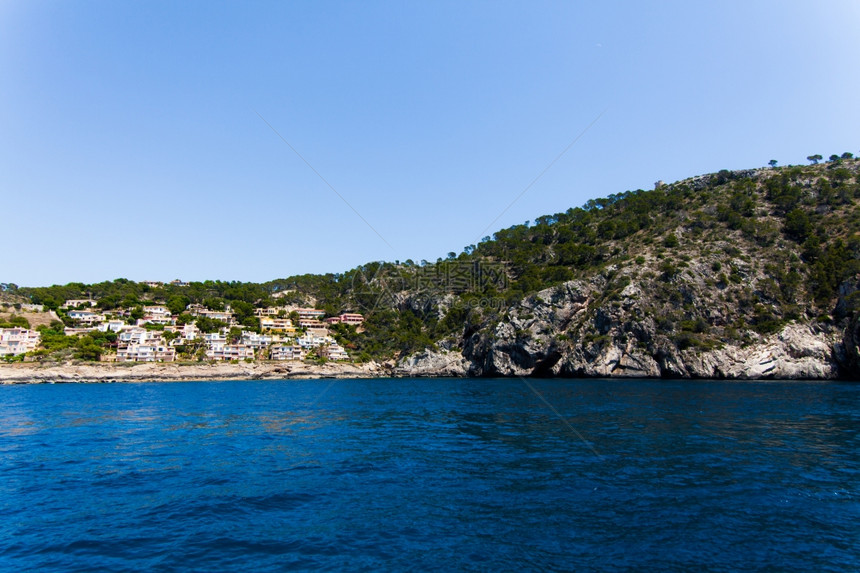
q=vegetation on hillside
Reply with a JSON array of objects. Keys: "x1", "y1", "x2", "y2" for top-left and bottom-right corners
[{"x1": 6, "y1": 154, "x2": 859, "y2": 362}]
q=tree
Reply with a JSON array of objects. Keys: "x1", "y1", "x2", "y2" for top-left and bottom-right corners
[
  {"x1": 195, "y1": 316, "x2": 225, "y2": 333},
  {"x1": 841, "y1": 152, "x2": 854, "y2": 160},
  {"x1": 230, "y1": 300, "x2": 254, "y2": 322},
  {"x1": 228, "y1": 327, "x2": 243, "y2": 344},
  {"x1": 75, "y1": 336, "x2": 103, "y2": 361},
  {"x1": 830, "y1": 154, "x2": 840, "y2": 162},
  {"x1": 768, "y1": 159, "x2": 778, "y2": 168},
  {"x1": 241, "y1": 316, "x2": 260, "y2": 332},
  {"x1": 167, "y1": 295, "x2": 189, "y2": 315},
  {"x1": 663, "y1": 234, "x2": 680, "y2": 248},
  {"x1": 807, "y1": 154, "x2": 822, "y2": 164},
  {"x1": 783, "y1": 208, "x2": 812, "y2": 242},
  {"x1": 129, "y1": 306, "x2": 144, "y2": 321},
  {"x1": 0, "y1": 315, "x2": 30, "y2": 329}
]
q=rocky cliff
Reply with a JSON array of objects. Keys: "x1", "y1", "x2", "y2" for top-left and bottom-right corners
[
  {"x1": 397, "y1": 251, "x2": 860, "y2": 380},
  {"x1": 397, "y1": 278, "x2": 846, "y2": 379},
  {"x1": 389, "y1": 159, "x2": 860, "y2": 380}
]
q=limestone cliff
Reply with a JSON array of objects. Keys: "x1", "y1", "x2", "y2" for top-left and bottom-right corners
[
  {"x1": 397, "y1": 277, "x2": 845, "y2": 379},
  {"x1": 391, "y1": 160, "x2": 860, "y2": 380}
]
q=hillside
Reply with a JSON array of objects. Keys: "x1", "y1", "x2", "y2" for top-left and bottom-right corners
[
  {"x1": 7, "y1": 154, "x2": 860, "y2": 378},
  {"x1": 387, "y1": 156, "x2": 860, "y2": 378}
]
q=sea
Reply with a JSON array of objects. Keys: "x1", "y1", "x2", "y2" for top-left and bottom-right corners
[{"x1": 0, "y1": 378, "x2": 857, "y2": 572}]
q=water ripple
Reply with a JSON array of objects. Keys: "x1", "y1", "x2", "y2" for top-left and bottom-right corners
[{"x1": 0, "y1": 378, "x2": 858, "y2": 571}]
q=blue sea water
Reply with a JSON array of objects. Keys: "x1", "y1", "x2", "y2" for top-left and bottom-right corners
[{"x1": 0, "y1": 378, "x2": 858, "y2": 572}]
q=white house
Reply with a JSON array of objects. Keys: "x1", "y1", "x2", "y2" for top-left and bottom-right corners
[
  {"x1": 117, "y1": 344, "x2": 175, "y2": 363},
  {"x1": 142, "y1": 306, "x2": 172, "y2": 318},
  {"x1": 241, "y1": 331, "x2": 275, "y2": 349},
  {"x1": 166, "y1": 323, "x2": 200, "y2": 342},
  {"x1": 61, "y1": 299, "x2": 97, "y2": 309},
  {"x1": 98, "y1": 320, "x2": 127, "y2": 333},
  {"x1": 270, "y1": 345, "x2": 304, "y2": 361},
  {"x1": 254, "y1": 307, "x2": 288, "y2": 317},
  {"x1": 296, "y1": 308, "x2": 325, "y2": 320},
  {"x1": 196, "y1": 309, "x2": 234, "y2": 324},
  {"x1": 206, "y1": 344, "x2": 254, "y2": 361},
  {"x1": 321, "y1": 342, "x2": 350, "y2": 361},
  {"x1": 67, "y1": 310, "x2": 106, "y2": 324},
  {"x1": 203, "y1": 331, "x2": 227, "y2": 346},
  {"x1": 296, "y1": 333, "x2": 331, "y2": 349},
  {"x1": 118, "y1": 328, "x2": 162, "y2": 346},
  {"x1": 305, "y1": 327, "x2": 329, "y2": 338},
  {"x1": 0, "y1": 328, "x2": 40, "y2": 356},
  {"x1": 137, "y1": 314, "x2": 175, "y2": 327},
  {"x1": 259, "y1": 317, "x2": 295, "y2": 332}
]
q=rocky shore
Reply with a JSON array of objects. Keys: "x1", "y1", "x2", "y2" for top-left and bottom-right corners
[
  {"x1": 0, "y1": 360, "x2": 392, "y2": 384},
  {"x1": 395, "y1": 324, "x2": 844, "y2": 379},
  {"x1": 395, "y1": 277, "x2": 859, "y2": 381}
]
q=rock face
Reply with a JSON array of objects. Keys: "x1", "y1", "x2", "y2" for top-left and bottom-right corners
[
  {"x1": 394, "y1": 349, "x2": 470, "y2": 377},
  {"x1": 399, "y1": 277, "x2": 846, "y2": 380},
  {"x1": 841, "y1": 315, "x2": 860, "y2": 377}
]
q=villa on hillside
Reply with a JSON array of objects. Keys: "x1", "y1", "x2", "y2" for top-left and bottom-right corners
[
  {"x1": 255, "y1": 307, "x2": 289, "y2": 317},
  {"x1": 142, "y1": 306, "x2": 172, "y2": 318},
  {"x1": 259, "y1": 317, "x2": 296, "y2": 332},
  {"x1": 270, "y1": 345, "x2": 304, "y2": 361},
  {"x1": 241, "y1": 331, "x2": 278, "y2": 349},
  {"x1": 206, "y1": 343, "x2": 254, "y2": 361},
  {"x1": 325, "y1": 313, "x2": 364, "y2": 325},
  {"x1": 98, "y1": 320, "x2": 126, "y2": 333},
  {"x1": 61, "y1": 299, "x2": 97, "y2": 309},
  {"x1": 321, "y1": 342, "x2": 350, "y2": 361},
  {"x1": 67, "y1": 310, "x2": 106, "y2": 324},
  {"x1": 117, "y1": 344, "x2": 175, "y2": 363},
  {"x1": 296, "y1": 308, "x2": 325, "y2": 320},
  {"x1": 0, "y1": 328, "x2": 40, "y2": 356},
  {"x1": 166, "y1": 323, "x2": 200, "y2": 341},
  {"x1": 203, "y1": 331, "x2": 227, "y2": 346},
  {"x1": 188, "y1": 306, "x2": 235, "y2": 324}
]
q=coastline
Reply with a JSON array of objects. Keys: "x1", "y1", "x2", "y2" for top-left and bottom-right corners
[
  {"x1": 0, "y1": 357, "x2": 850, "y2": 384},
  {"x1": 0, "y1": 361, "x2": 394, "y2": 384}
]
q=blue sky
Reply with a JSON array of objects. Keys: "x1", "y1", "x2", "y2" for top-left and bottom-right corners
[{"x1": 2, "y1": 1, "x2": 858, "y2": 287}]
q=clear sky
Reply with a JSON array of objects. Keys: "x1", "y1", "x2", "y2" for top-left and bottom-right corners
[{"x1": 2, "y1": 1, "x2": 859, "y2": 287}]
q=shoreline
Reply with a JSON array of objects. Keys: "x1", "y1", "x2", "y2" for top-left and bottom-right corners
[
  {"x1": 0, "y1": 361, "x2": 395, "y2": 384},
  {"x1": 0, "y1": 360, "x2": 850, "y2": 384}
]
